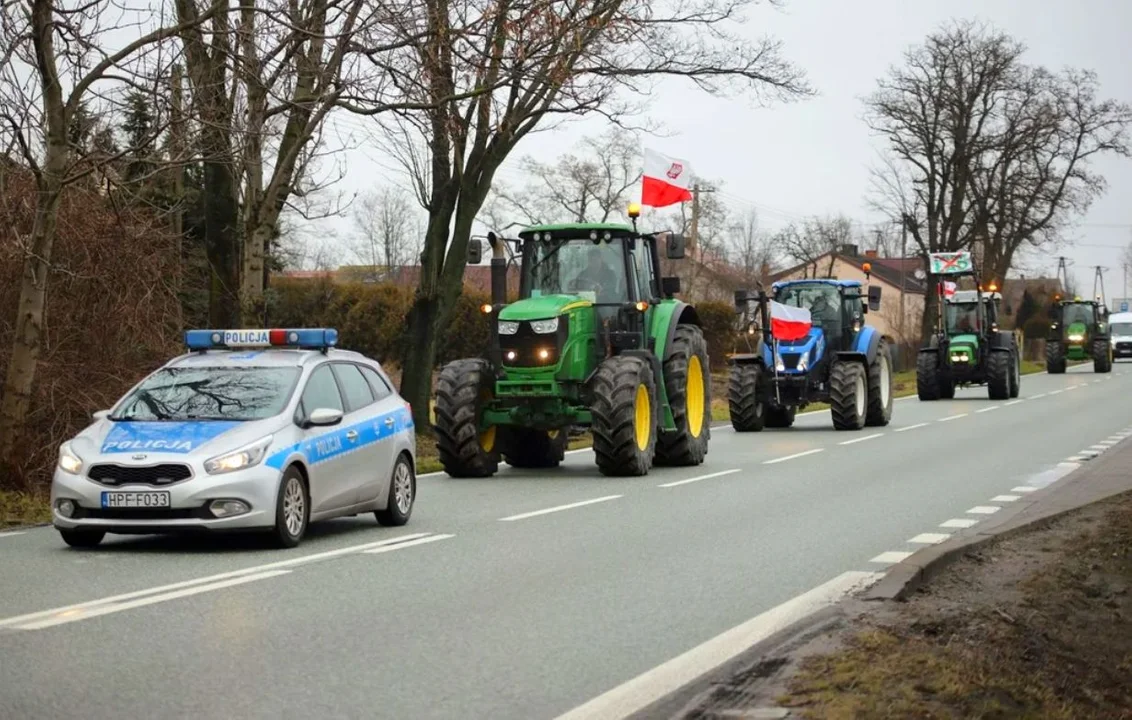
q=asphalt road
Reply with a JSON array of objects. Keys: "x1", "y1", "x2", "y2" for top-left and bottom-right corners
[{"x1": 2, "y1": 363, "x2": 1131, "y2": 720}]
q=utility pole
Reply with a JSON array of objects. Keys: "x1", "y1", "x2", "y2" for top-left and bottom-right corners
[
  {"x1": 688, "y1": 183, "x2": 701, "y2": 251},
  {"x1": 1092, "y1": 265, "x2": 1108, "y2": 306},
  {"x1": 170, "y1": 64, "x2": 184, "y2": 325},
  {"x1": 899, "y1": 217, "x2": 908, "y2": 346}
]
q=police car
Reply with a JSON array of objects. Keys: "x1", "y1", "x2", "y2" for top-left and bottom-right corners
[{"x1": 50, "y1": 328, "x2": 417, "y2": 549}]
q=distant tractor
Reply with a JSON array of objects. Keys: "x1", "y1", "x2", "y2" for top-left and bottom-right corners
[
  {"x1": 916, "y1": 251, "x2": 1021, "y2": 401},
  {"x1": 1046, "y1": 295, "x2": 1112, "y2": 374},
  {"x1": 727, "y1": 269, "x2": 894, "y2": 432},
  {"x1": 432, "y1": 204, "x2": 712, "y2": 478}
]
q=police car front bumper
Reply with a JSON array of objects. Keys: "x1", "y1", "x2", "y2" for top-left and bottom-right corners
[{"x1": 51, "y1": 463, "x2": 280, "y2": 534}]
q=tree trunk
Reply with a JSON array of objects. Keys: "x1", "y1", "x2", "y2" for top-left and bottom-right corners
[
  {"x1": 400, "y1": 295, "x2": 443, "y2": 429},
  {"x1": 241, "y1": 221, "x2": 272, "y2": 324},
  {"x1": 921, "y1": 286, "x2": 940, "y2": 344},
  {"x1": 202, "y1": 158, "x2": 241, "y2": 327}
]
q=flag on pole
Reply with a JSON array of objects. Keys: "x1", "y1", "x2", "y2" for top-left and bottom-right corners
[
  {"x1": 939, "y1": 281, "x2": 957, "y2": 298},
  {"x1": 770, "y1": 301, "x2": 812, "y2": 341},
  {"x1": 641, "y1": 148, "x2": 693, "y2": 208}
]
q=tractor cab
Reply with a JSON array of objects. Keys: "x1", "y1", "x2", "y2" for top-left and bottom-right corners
[
  {"x1": 772, "y1": 280, "x2": 870, "y2": 349},
  {"x1": 1047, "y1": 296, "x2": 1112, "y2": 372}
]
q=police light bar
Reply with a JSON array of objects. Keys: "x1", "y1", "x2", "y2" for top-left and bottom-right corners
[{"x1": 184, "y1": 328, "x2": 339, "y2": 351}]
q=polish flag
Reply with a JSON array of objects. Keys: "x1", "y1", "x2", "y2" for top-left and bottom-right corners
[
  {"x1": 770, "y1": 301, "x2": 812, "y2": 341},
  {"x1": 939, "y1": 281, "x2": 957, "y2": 298},
  {"x1": 641, "y1": 148, "x2": 694, "y2": 208}
]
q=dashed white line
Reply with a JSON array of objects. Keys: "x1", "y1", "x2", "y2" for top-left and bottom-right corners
[
  {"x1": 967, "y1": 505, "x2": 1001, "y2": 515},
  {"x1": 941, "y1": 518, "x2": 979, "y2": 529},
  {"x1": 976, "y1": 405, "x2": 1000, "y2": 413},
  {"x1": 1097, "y1": 440, "x2": 1118, "y2": 446},
  {"x1": 839, "y1": 433, "x2": 883, "y2": 446},
  {"x1": 1004, "y1": 400, "x2": 1025, "y2": 406},
  {"x1": 362, "y1": 534, "x2": 455, "y2": 553},
  {"x1": 870, "y1": 550, "x2": 914, "y2": 564},
  {"x1": 1066, "y1": 385, "x2": 1081, "y2": 391},
  {"x1": 1089, "y1": 444, "x2": 1110, "y2": 450},
  {"x1": 1048, "y1": 389, "x2": 1063, "y2": 395},
  {"x1": 1031, "y1": 392, "x2": 1048, "y2": 399},
  {"x1": 498, "y1": 495, "x2": 622, "y2": 522},
  {"x1": 0, "y1": 531, "x2": 26, "y2": 539},
  {"x1": 1067, "y1": 456, "x2": 1086, "y2": 462},
  {"x1": 938, "y1": 413, "x2": 968, "y2": 422},
  {"x1": 1010, "y1": 486, "x2": 1038, "y2": 494},
  {"x1": 763, "y1": 448, "x2": 824, "y2": 465},
  {"x1": 895, "y1": 422, "x2": 929, "y2": 433},
  {"x1": 991, "y1": 494, "x2": 1021, "y2": 502},
  {"x1": 908, "y1": 533, "x2": 950, "y2": 545},
  {"x1": 658, "y1": 469, "x2": 742, "y2": 488}
]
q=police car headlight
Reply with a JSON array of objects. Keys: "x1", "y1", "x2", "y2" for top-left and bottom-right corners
[
  {"x1": 57, "y1": 443, "x2": 82, "y2": 475},
  {"x1": 204, "y1": 436, "x2": 273, "y2": 475},
  {"x1": 530, "y1": 317, "x2": 559, "y2": 334},
  {"x1": 497, "y1": 321, "x2": 519, "y2": 335}
]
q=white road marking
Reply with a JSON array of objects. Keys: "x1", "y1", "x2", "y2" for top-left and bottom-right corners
[
  {"x1": 908, "y1": 533, "x2": 950, "y2": 545},
  {"x1": 1027, "y1": 462, "x2": 1081, "y2": 489},
  {"x1": 362, "y1": 534, "x2": 454, "y2": 553},
  {"x1": 1010, "y1": 486, "x2": 1037, "y2": 493},
  {"x1": 1048, "y1": 389, "x2": 1063, "y2": 395},
  {"x1": 763, "y1": 448, "x2": 824, "y2": 465},
  {"x1": 895, "y1": 422, "x2": 929, "y2": 433},
  {"x1": 551, "y1": 571, "x2": 882, "y2": 720},
  {"x1": 1067, "y1": 456, "x2": 1086, "y2": 462},
  {"x1": 1004, "y1": 400, "x2": 1025, "y2": 406},
  {"x1": 1090, "y1": 444, "x2": 1110, "y2": 450},
  {"x1": 941, "y1": 518, "x2": 979, "y2": 529},
  {"x1": 976, "y1": 405, "x2": 1000, "y2": 413},
  {"x1": 1031, "y1": 392, "x2": 1047, "y2": 399},
  {"x1": 870, "y1": 550, "x2": 914, "y2": 564},
  {"x1": 838, "y1": 433, "x2": 883, "y2": 446},
  {"x1": 967, "y1": 505, "x2": 1001, "y2": 515},
  {"x1": 938, "y1": 413, "x2": 967, "y2": 422},
  {"x1": 1066, "y1": 385, "x2": 1081, "y2": 391},
  {"x1": 658, "y1": 469, "x2": 742, "y2": 488},
  {"x1": 1097, "y1": 440, "x2": 1118, "y2": 446},
  {"x1": 0, "y1": 532, "x2": 434, "y2": 630},
  {"x1": 991, "y1": 494, "x2": 1021, "y2": 502},
  {"x1": 498, "y1": 495, "x2": 622, "y2": 522},
  {"x1": 0, "y1": 531, "x2": 26, "y2": 539},
  {"x1": 1079, "y1": 449, "x2": 1101, "y2": 457}
]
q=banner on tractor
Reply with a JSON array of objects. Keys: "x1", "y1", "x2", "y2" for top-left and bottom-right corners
[
  {"x1": 770, "y1": 301, "x2": 812, "y2": 341},
  {"x1": 938, "y1": 280, "x2": 957, "y2": 298},
  {"x1": 928, "y1": 251, "x2": 974, "y2": 275}
]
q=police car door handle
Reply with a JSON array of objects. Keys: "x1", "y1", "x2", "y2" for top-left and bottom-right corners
[
  {"x1": 383, "y1": 417, "x2": 395, "y2": 427},
  {"x1": 345, "y1": 430, "x2": 359, "y2": 441}
]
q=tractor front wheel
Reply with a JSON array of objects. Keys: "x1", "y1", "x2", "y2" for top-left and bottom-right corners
[
  {"x1": 916, "y1": 351, "x2": 941, "y2": 401},
  {"x1": 657, "y1": 325, "x2": 711, "y2": 466},
  {"x1": 766, "y1": 405, "x2": 796, "y2": 428},
  {"x1": 1008, "y1": 350, "x2": 1021, "y2": 398},
  {"x1": 830, "y1": 361, "x2": 867, "y2": 430},
  {"x1": 1093, "y1": 339, "x2": 1113, "y2": 373},
  {"x1": 987, "y1": 349, "x2": 1011, "y2": 400},
  {"x1": 865, "y1": 339, "x2": 894, "y2": 426},
  {"x1": 434, "y1": 359, "x2": 499, "y2": 478},
  {"x1": 503, "y1": 428, "x2": 568, "y2": 469},
  {"x1": 1046, "y1": 341, "x2": 1067, "y2": 374},
  {"x1": 727, "y1": 363, "x2": 766, "y2": 432},
  {"x1": 591, "y1": 356, "x2": 657, "y2": 476}
]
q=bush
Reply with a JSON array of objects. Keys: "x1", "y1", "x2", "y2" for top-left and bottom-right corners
[{"x1": 696, "y1": 300, "x2": 739, "y2": 370}]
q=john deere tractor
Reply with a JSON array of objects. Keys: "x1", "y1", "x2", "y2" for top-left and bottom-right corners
[
  {"x1": 432, "y1": 205, "x2": 711, "y2": 477},
  {"x1": 1046, "y1": 295, "x2": 1112, "y2": 373},
  {"x1": 727, "y1": 271, "x2": 894, "y2": 431},
  {"x1": 916, "y1": 251, "x2": 1021, "y2": 400}
]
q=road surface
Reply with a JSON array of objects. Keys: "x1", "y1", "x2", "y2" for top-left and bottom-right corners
[{"x1": 1, "y1": 364, "x2": 1131, "y2": 720}]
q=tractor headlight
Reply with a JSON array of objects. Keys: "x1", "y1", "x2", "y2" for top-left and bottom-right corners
[
  {"x1": 774, "y1": 352, "x2": 785, "y2": 372},
  {"x1": 1068, "y1": 333, "x2": 1084, "y2": 342},
  {"x1": 497, "y1": 321, "x2": 519, "y2": 335},
  {"x1": 797, "y1": 350, "x2": 809, "y2": 371},
  {"x1": 530, "y1": 317, "x2": 559, "y2": 334}
]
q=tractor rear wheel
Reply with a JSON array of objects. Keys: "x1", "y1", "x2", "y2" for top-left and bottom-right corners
[
  {"x1": 503, "y1": 428, "x2": 568, "y2": 469},
  {"x1": 727, "y1": 363, "x2": 766, "y2": 432},
  {"x1": 1008, "y1": 350, "x2": 1021, "y2": 398},
  {"x1": 987, "y1": 350, "x2": 1011, "y2": 400},
  {"x1": 766, "y1": 405, "x2": 796, "y2": 428},
  {"x1": 1046, "y1": 341, "x2": 1066, "y2": 374},
  {"x1": 865, "y1": 339, "x2": 894, "y2": 426},
  {"x1": 657, "y1": 325, "x2": 711, "y2": 466},
  {"x1": 591, "y1": 355, "x2": 657, "y2": 476},
  {"x1": 1093, "y1": 339, "x2": 1113, "y2": 373},
  {"x1": 434, "y1": 358, "x2": 499, "y2": 478},
  {"x1": 830, "y1": 360, "x2": 867, "y2": 430},
  {"x1": 916, "y1": 351, "x2": 941, "y2": 401}
]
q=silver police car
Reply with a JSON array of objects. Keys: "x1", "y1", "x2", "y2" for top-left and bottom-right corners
[{"x1": 51, "y1": 328, "x2": 417, "y2": 548}]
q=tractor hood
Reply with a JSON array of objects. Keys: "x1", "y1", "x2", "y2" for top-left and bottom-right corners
[
  {"x1": 1066, "y1": 321, "x2": 1088, "y2": 342},
  {"x1": 770, "y1": 327, "x2": 827, "y2": 374},
  {"x1": 947, "y1": 333, "x2": 978, "y2": 363},
  {"x1": 498, "y1": 294, "x2": 590, "y2": 321}
]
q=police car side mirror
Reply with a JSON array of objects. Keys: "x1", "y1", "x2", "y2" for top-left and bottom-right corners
[
  {"x1": 306, "y1": 407, "x2": 344, "y2": 428},
  {"x1": 92, "y1": 409, "x2": 110, "y2": 421}
]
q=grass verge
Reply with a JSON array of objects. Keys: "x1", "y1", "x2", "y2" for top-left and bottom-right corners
[{"x1": 1, "y1": 489, "x2": 52, "y2": 528}]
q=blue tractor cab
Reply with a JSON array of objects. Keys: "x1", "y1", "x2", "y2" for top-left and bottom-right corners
[{"x1": 727, "y1": 274, "x2": 894, "y2": 431}]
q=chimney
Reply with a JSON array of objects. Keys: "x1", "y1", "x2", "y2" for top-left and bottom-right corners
[
  {"x1": 839, "y1": 243, "x2": 859, "y2": 257},
  {"x1": 864, "y1": 249, "x2": 878, "y2": 258}
]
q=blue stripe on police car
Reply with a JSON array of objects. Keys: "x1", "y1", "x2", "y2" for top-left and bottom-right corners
[
  {"x1": 100, "y1": 421, "x2": 242, "y2": 454},
  {"x1": 265, "y1": 407, "x2": 414, "y2": 470}
]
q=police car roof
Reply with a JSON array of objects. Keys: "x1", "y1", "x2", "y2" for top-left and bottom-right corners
[{"x1": 166, "y1": 347, "x2": 369, "y2": 369}]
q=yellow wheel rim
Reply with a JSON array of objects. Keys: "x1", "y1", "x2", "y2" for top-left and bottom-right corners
[
  {"x1": 634, "y1": 384, "x2": 651, "y2": 451},
  {"x1": 686, "y1": 355, "x2": 705, "y2": 438},
  {"x1": 479, "y1": 426, "x2": 496, "y2": 452},
  {"x1": 547, "y1": 429, "x2": 560, "y2": 439}
]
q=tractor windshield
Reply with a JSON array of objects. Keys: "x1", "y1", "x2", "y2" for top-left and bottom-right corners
[
  {"x1": 775, "y1": 283, "x2": 841, "y2": 329},
  {"x1": 945, "y1": 302, "x2": 980, "y2": 334},
  {"x1": 1061, "y1": 303, "x2": 1095, "y2": 326},
  {"x1": 521, "y1": 238, "x2": 628, "y2": 303}
]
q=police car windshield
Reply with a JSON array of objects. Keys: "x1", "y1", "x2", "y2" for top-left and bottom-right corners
[{"x1": 111, "y1": 366, "x2": 300, "y2": 422}]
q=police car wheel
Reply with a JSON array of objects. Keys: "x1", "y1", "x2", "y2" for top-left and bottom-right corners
[
  {"x1": 59, "y1": 528, "x2": 105, "y2": 548},
  {"x1": 376, "y1": 454, "x2": 415, "y2": 527},
  {"x1": 271, "y1": 467, "x2": 309, "y2": 548}
]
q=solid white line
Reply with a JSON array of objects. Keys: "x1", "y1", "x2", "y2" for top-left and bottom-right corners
[
  {"x1": 1010, "y1": 486, "x2": 1037, "y2": 493},
  {"x1": 1031, "y1": 393, "x2": 1048, "y2": 399},
  {"x1": 938, "y1": 413, "x2": 967, "y2": 422},
  {"x1": 362, "y1": 534, "x2": 454, "y2": 553},
  {"x1": 941, "y1": 518, "x2": 978, "y2": 529},
  {"x1": 0, "y1": 533, "x2": 433, "y2": 629},
  {"x1": 967, "y1": 505, "x2": 1001, "y2": 515},
  {"x1": 0, "y1": 531, "x2": 26, "y2": 539},
  {"x1": 15, "y1": 570, "x2": 293, "y2": 630},
  {"x1": 894, "y1": 422, "x2": 929, "y2": 433},
  {"x1": 870, "y1": 550, "x2": 914, "y2": 564},
  {"x1": 1004, "y1": 400, "x2": 1025, "y2": 406},
  {"x1": 551, "y1": 570, "x2": 882, "y2": 720},
  {"x1": 838, "y1": 433, "x2": 883, "y2": 446},
  {"x1": 991, "y1": 494, "x2": 1021, "y2": 502},
  {"x1": 658, "y1": 469, "x2": 742, "y2": 488},
  {"x1": 976, "y1": 405, "x2": 1000, "y2": 413},
  {"x1": 763, "y1": 448, "x2": 824, "y2": 465},
  {"x1": 908, "y1": 533, "x2": 950, "y2": 545},
  {"x1": 498, "y1": 495, "x2": 622, "y2": 522}
]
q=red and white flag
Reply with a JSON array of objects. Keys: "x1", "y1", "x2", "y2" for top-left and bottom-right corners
[
  {"x1": 770, "y1": 301, "x2": 812, "y2": 341},
  {"x1": 939, "y1": 281, "x2": 957, "y2": 298},
  {"x1": 641, "y1": 148, "x2": 693, "y2": 208}
]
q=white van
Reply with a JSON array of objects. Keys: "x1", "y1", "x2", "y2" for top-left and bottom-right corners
[{"x1": 1110, "y1": 311, "x2": 1132, "y2": 360}]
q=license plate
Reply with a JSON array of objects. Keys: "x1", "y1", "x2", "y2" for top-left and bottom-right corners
[{"x1": 100, "y1": 491, "x2": 171, "y2": 509}]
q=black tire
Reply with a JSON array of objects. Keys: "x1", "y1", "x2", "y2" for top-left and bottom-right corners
[
  {"x1": 830, "y1": 361, "x2": 867, "y2": 430},
  {"x1": 1093, "y1": 339, "x2": 1112, "y2": 373},
  {"x1": 1046, "y1": 341, "x2": 1066, "y2": 374},
  {"x1": 865, "y1": 339, "x2": 894, "y2": 427},
  {"x1": 271, "y1": 465, "x2": 309, "y2": 548},
  {"x1": 765, "y1": 405, "x2": 796, "y2": 428},
  {"x1": 434, "y1": 358, "x2": 499, "y2": 478},
  {"x1": 503, "y1": 428, "x2": 567, "y2": 468},
  {"x1": 727, "y1": 363, "x2": 766, "y2": 432},
  {"x1": 591, "y1": 355, "x2": 657, "y2": 477},
  {"x1": 657, "y1": 325, "x2": 712, "y2": 465},
  {"x1": 940, "y1": 377, "x2": 956, "y2": 399},
  {"x1": 987, "y1": 350, "x2": 1011, "y2": 400},
  {"x1": 59, "y1": 528, "x2": 105, "y2": 548},
  {"x1": 376, "y1": 453, "x2": 415, "y2": 527},
  {"x1": 1008, "y1": 351, "x2": 1021, "y2": 398},
  {"x1": 916, "y1": 351, "x2": 941, "y2": 401}
]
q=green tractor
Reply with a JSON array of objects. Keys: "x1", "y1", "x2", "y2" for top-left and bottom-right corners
[
  {"x1": 433, "y1": 205, "x2": 712, "y2": 477},
  {"x1": 916, "y1": 251, "x2": 1022, "y2": 401},
  {"x1": 1045, "y1": 295, "x2": 1112, "y2": 374}
]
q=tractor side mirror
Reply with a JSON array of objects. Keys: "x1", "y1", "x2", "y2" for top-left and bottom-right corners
[
  {"x1": 665, "y1": 233, "x2": 686, "y2": 260},
  {"x1": 1005, "y1": 304, "x2": 1014, "y2": 316},
  {"x1": 662, "y1": 276, "x2": 681, "y2": 297},
  {"x1": 733, "y1": 289, "x2": 752, "y2": 309},
  {"x1": 867, "y1": 285, "x2": 882, "y2": 312},
  {"x1": 467, "y1": 239, "x2": 483, "y2": 265}
]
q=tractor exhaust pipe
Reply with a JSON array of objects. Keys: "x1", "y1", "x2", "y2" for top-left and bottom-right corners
[{"x1": 488, "y1": 232, "x2": 507, "y2": 306}]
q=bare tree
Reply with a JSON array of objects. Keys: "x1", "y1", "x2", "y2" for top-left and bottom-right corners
[
  {"x1": 775, "y1": 214, "x2": 855, "y2": 277},
  {"x1": 657, "y1": 179, "x2": 733, "y2": 301},
  {"x1": 377, "y1": 0, "x2": 813, "y2": 424},
  {"x1": 350, "y1": 186, "x2": 421, "y2": 277},
  {"x1": 725, "y1": 208, "x2": 777, "y2": 288}
]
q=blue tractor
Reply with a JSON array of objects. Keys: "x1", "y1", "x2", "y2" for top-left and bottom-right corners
[{"x1": 727, "y1": 274, "x2": 894, "y2": 431}]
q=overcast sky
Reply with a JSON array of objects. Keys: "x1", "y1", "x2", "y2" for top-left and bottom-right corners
[{"x1": 312, "y1": 0, "x2": 1132, "y2": 301}]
